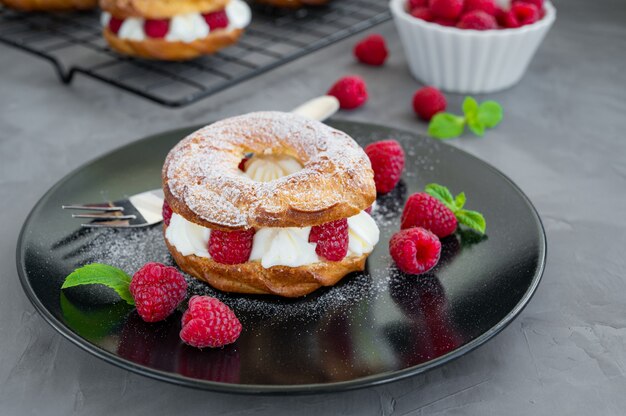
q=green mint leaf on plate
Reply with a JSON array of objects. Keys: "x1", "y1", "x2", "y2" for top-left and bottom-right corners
[
  {"x1": 477, "y1": 101, "x2": 503, "y2": 128},
  {"x1": 428, "y1": 113, "x2": 465, "y2": 140},
  {"x1": 425, "y1": 183, "x2": 456, "y2": 211},
  {"x1": 62, "y1": 263, "x2": 134, "y2": 305},
  {"x1": 456, "y1": 209, "x2": 486, "y2": 234},
  {"x1": 454, "y1": 192, "x2": 466, "y2": 210}
]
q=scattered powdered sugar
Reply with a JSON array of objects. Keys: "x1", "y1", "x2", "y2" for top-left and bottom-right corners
[
  {"x1": 164, "y1": 112, "x2": 374, "y2": 228},
  {"x1": 66, "y1": 224, "x2": 394, "y2": 325}
]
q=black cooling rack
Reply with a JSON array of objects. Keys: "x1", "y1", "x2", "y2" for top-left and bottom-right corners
[{"x1": 0, "y1": 1, "x2": 390, "y2": 107}]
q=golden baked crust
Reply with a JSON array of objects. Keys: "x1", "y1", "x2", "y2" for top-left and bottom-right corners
[
  {"x1": 165, "y1": 226, "x2": 367, "y2": 297},
  {"x1": 256, "y1": 0, "x2": 328, "y2": 8},
  {"x1": 1, "y1": 0, "x2": 96, "y2": 10},
  {"x1": 103, "y1": 27, "x2": 243, "y2": 61},
  {"x1": 100, "y1": 0, "x2": 228, "y2": 19},
  {"x1": 162, "y1": 112, "x2": 376, "y2": 231}
]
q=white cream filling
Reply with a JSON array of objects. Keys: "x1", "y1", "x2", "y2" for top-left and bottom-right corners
[
  {"x1": 165, "y1": 213, "x2": 212, "y2": 258},
  {"x1": 101, "y1": 0, "x2": 251, "y2": 43},
  {"x1": 244, "y1": 155, "x2": 303, "y2": 183},
  {"x1": 165, "y1": 211, "x2": 379, "y2": 268}
]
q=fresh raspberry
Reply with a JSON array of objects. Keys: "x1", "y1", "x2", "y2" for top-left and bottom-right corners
[
  {"x1": 496, "y1": 7, "x2": 520, "y2": 28},
  {"x1": 162, "y1": 201, "x2": 173, "y2": 226},
  {"x1": 327, "y1": 76, "x2": 368, "y2": 110},
  {"x1": 365, "y1": 205, "x2": 373, "y2": 214},
  {"x1": 511, "y1": 2, "x2": 539, "y2": 25},
  {"x1": 203, "y1": 10, "x2": 229, "y2": 31},
  {"x1": 389, "y1": 227, "x2": 442, "y2": 275},
  {"x1": 208, "y1": 228, "x2": 255, "y2": 264},
  {"x1": 411, "y1": 7, "x2": 434, "y2": 22},
  {"x1": 108, "y1": 17, "x2": 124, "y2": 35},
  {"x1": 401, "y1": 192, "x2": 458, "y2": 237},
  {"x1": 364, "y1": 140, "x2": 405, "y2": 194},
  {"x1": 180, "y1": 296, "x2": 242, "y2": 348},
  {"x1": 463, "y1": 0, "x2": 496, "y2": 15},
  {"x1": 354, "y1": 34, "x2": 388, "y2": 66},
  {"x1": 309, "y1": 218, "x2": 349, "y2": 261},
  {"x1": 433, "y1": 18, "x2": 458, "y2": 26},
  {"x1": 412, "y1": 86, "x2": 447, "y2": 121},
  {"x1": 130, "y1": 262, "x2": 188, "y2": 323},
  {"x1": 144, "y1": 19, "x2": 169, "y2": 38},
  {"x1": 514, "y1": 0, "x2": 543, "y2": 10},
  {"x1": 430, "y1": 0, "x2": 464, "y2": 20},
  {"x1": 457, "y1": 10, "x2": 498, "y2": 30},
  {"x1": 408, "y1": 0, "x2": 429, "y2": 9}
]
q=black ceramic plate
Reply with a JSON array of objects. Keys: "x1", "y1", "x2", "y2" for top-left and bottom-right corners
[{"x1": 16, "y1": 120, "x2": 546, "y2": 394}]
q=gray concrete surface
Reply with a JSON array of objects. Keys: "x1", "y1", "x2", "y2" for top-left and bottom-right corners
[{"x1": 1, "y1": 0, "x2": 626, "y2": 414}]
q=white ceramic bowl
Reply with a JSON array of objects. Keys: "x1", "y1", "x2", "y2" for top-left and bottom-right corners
[{"x1": 390, "y1": 0, "x2": 556, "y2": 93}]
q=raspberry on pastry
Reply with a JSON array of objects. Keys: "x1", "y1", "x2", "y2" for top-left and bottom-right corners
[
  {"x1": 162, "y1": 112, "x2": 380, "y2": 297},
  {"x1": 99, "y1": 0, "x2": 252, "y2": 61}
]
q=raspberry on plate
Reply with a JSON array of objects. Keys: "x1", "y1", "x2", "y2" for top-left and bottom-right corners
[
  {"x1": 130, "y1": 262, "x2": 188, "y2": 323},
  {"x1": 401, "y1": 192, "x2": 458, "y2": 237},
  {"x1": 402, "y1": 183, "x2": 487, "y2": 237},
  {"x1": 162, "y1": 201, "x2": 173, "y2": 226},
  {"x1": 203, "y1": 10, "x2": 229, "y2": 30},
  {"x1": 180, "y1": 296, "x2": 242, "y2": 348},
  {"x1": 457, "y1": 10, "x2": 498, "y2": 30},
  {"x1": 463, "y1": 0, "x2": 497, "y2": 15},
  {"x1": 354, "y1": 34, "x2": 389, "y2": 66},
  {"x1": 410, "y1": 7, "x2": 434, "y2": 21},
  {"x1": 430, "y1": 0, "x2": 464, "y2": 20},
  {"x1": 208, "y1": 229, "x2": 255, "y2": 265},
  {"x1": 389, "y1": 227, "x2": 442, "y2": 275},
  {"x1": 364, "y1": 139, "x2": 405, "y2": 194},
  {"x1": 412, "y1": 86, "x2": 447, "y2": 121},
  {"x1": 144, "y1": 19, "x2": 169, "y2": 38},
  {"x1": 309, "y1": 218, "x2": 349, "y2": 261},
  {"x1": 327, "y1": 76, "x2": 368, "y2": 110}
]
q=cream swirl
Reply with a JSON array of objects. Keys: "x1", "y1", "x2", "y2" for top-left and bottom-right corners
[
  {"x1": 244, "y1": 155, "x2": 303, "y2": 182},
  {"x1": 165, "y1": 213, "x2": 211, "y2": 258},
  {"x1": 165, "y1": 211, "x2": 379, "y2": 268}
]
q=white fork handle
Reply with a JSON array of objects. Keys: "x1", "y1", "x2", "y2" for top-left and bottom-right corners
[{"x1": 290, "y1": 95, "x2": 340, "y2": 122}]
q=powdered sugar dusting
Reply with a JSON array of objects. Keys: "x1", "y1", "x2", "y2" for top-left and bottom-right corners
[
  {"x1": 164, "y1": 112, "x2": 374, "y2": 228},
  {"x1": 67, "y1": 225, "x2": 394, "y2": 324}
]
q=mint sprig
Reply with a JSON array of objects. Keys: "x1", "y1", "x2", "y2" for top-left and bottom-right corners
[
  {"x1": 425, "y1": 183, "x2": 486, "y2": 234},
  {"x1": 428, "y1": 97, "x2": 503, "y2": 140},
  {"x1": 61, "y1": 263, "x2": 135, "y2": 305}
]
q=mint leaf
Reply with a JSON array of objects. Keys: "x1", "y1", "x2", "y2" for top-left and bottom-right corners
[
  {"x1": 454, "y1": 192, "x2": 466, "y2": 210},
  {"x1": 462, "y1": 97, "x2": 479, "y2": 118},
  {"x1": 477, "y1": 101, "x2": 503, "y2": 128},
  {"x1": 62, "y1": 263, "x2": 134, "y2": 305},
  {"x1": 425, "y1": 183, "x2": 455, "y2": 211},
  {"x1": 456, "y1": 209, "x2": 486, "y2": 234},
  {"x1": 428, "y1": 113, "x2": 465, "y2": 140},
  {"x1": 60, "y1": 293, "x2": 133, "y2": 342}
]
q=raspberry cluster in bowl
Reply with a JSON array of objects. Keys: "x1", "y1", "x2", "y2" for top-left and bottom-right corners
[
  {"x1": 407, "y1": 0, "x2": 547, "y2": 30},
  {"x1": 390, "y1": 0, "x2": 556, "y2": 93}
]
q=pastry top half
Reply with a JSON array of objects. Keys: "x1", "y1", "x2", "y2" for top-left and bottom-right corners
[
  {"x1": 100, "y1": 0, "x2": 229, "y2": 19},
  {"x1": 162, "y1": 111, "x2": 376, "y2": 231}
]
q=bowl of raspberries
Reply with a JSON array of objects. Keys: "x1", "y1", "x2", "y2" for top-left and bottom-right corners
[{"x1": 390, "y1": 0, "x2": 556, "y2": 93}]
